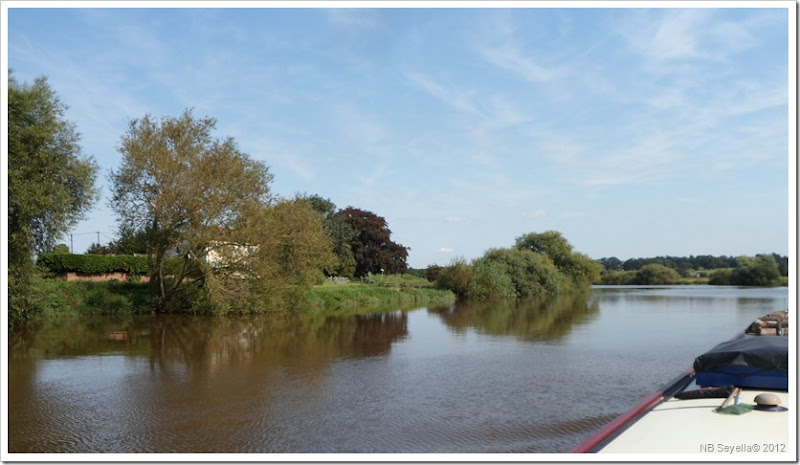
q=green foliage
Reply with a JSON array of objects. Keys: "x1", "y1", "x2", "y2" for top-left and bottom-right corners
[
  {"x1": 425, "y1": 265, "x2": 443, "y2": 283},
  {"x1": 8, "y1": 72, "x2": 98, "y2": 323},
  {"x1": 109, "y1": 109, "x2": 274, "y2": 312},
  {"x1": 307, "y1": 283, "x2": 455, "y2": 312},
  {"x1": 599, "y1": 270, "x2": 637, "y2": 285},
  {"x1": 556, "y1": 252, "x2": 603, "y2": 290},
  {"x1": 708, "y1": 268, "x2": 734, "y2": 285},
  {"x1": 631, "y1": 264, "x2": 681, "y2": 285},
  {"x1": 87, "y1": 227, "x2": 151, "y2": 255},
  {"x1": 515, "y1": 230, "x2": 574, "y2": 264},
  {"x1": 37, "y1": 253, "x2": 149, "y2": 275},
  {"x1": 483, "y1": 248, "x2": 564, "y2": 297},
  {"x1": 598, "y1": 257, "x2": 623, "y2": 271},
  {"x1": 513, "y1": 231, "x2": 600, "y2": 292},
  {"x1": 729, "y1": 255, "x2": 781, "y2": 287},
  {"x1": 51, "y1": 244, "x2": 70, "y2": 254},
  {"x1": 436, "y1": 258, "x2": 474, "y2": 298},
  {"x1": 434, "y1": 231, "x2": 598, "y2": 300},
  {"x1": 301, "y1": 194, "x2": 358, "y2": 277},
  {"x1": 368, "y1": 273, "x2": 435, "y2": 288},
  {"x1": 8, "y1": 73, "x2": 98, "y2": 264},
  {"x1": 11, "y1": 280, "x2": 150, "y2": 318},
  {"x1": 467, "y1": 258, "x2": 517, "y2": 300},
  {"x1": 9, "y1": 263, "x2": 40, "y2": 325}
]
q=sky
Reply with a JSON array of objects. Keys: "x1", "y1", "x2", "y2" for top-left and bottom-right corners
[{"x1": 3, "y1": 2, "x2": 795, "y2": 269}]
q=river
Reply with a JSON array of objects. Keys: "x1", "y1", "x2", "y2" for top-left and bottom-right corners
[{"x1": 7, "y1": 286, "x2": 789, "y2": 454}]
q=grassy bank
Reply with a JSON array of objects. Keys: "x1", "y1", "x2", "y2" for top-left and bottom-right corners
[
  {"x1": 306, "y1": 282, "x2": 456, "y2": 312},
  {"x1": 30, "y1": 279, "x2": 151, "y2": 317},
  {"x1": 24, "y1": 274, "x2": 456, "y2": 318}
]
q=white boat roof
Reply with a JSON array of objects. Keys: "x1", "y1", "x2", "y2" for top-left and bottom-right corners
[{"x1": 598, "y1": 388, "x2": 791, "y2": 454}]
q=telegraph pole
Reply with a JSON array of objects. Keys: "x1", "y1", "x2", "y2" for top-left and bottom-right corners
[{"x1": 70, "y1": 233, "x2": 74, "y2": 253}]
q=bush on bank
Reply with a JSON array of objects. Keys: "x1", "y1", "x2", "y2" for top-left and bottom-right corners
[
  {"x1": 434, "y1": 231, "x2": 602, "y2": 299},
  {"x1": 38, "y1": 253, "x2": 149, "y2": 276}
]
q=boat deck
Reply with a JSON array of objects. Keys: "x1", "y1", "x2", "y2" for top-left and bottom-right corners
[{"x1": 598, "y1": 388, "x2": 791, "y2": 454}]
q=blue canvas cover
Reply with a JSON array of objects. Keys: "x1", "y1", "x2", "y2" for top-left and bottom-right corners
[{"x1": 693, "y1": 333, "x2": 788, "y2": 390}]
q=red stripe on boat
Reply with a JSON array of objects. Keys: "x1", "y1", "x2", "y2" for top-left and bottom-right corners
[{"x1": 570, "y1": 370, "x2": 695, "y2": 453}]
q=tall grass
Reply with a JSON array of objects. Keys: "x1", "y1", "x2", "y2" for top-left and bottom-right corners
[
  {"x1": 22, "y1": 275, "x2": 455, "y2": 319},
  {"x1": 307, "y1": 282, "x2": 455, "y2": 311},
  {"x1": 34, "y1": 280, "x2": 151, "y2": 316}
]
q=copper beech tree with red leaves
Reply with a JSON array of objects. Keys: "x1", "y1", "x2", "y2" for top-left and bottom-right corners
[{"x1": 335, "y1": 207, "x2": 409, "y2": 277}]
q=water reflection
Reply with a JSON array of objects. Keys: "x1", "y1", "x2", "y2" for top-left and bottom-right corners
[
  {"x1": 429, "y1": 293, "x2": 599, "y2": 341},
  {"x1": 9, "y1": 286, "x2": 786, "y2": 453},
  {"x1": 10, "y1": 311, "x2": 410, "y2": 367},
  {"x1": 8, "y1": 311, "x2": 412, "y2": 453}
]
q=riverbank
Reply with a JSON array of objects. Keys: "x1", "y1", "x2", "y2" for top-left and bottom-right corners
[{"x1": 23, "y1": 274, "x2": 456, "y2": 318}]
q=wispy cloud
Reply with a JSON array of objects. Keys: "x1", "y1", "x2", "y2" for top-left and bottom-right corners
[
  {"x1": 570, "y1": 131, "x2": 682, "y2": 188},
  {"x1": 477, "y1": 43, "x2": 562, "y2": 82},
  {"x1": 325, "y1": 9, "x2": 382, "y2": 30},
  {"x1": 620, "y1": 9, "x2": 711, "y2": 63},
  {"x1": 404, "y1": 71, "x2": 479, "y2": 115},
  {"x1": 522, "y1": 210, "x2": 546, "y2": 220}
]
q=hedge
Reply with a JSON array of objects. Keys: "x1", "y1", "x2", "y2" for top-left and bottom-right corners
[{"x1": 38, "y1": 253, "x2": 149, "y2": 275}]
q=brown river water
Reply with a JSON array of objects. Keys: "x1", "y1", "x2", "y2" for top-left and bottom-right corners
[{"x1": 7, "y1": 286, "x2": 788, "y2": 454}]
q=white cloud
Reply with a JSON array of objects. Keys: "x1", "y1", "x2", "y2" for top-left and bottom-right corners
[
  {"x1": 438, "y1": 248, "x2": 454, "y2": 254},
  {"x1": 523, "y1": 210, "x2": 546, "y2": 220},
  {"x1": 325, "y1": 9, "x2": 381, "y2": 30},
  {"x1": 443, "y1": 216, "x2": 467, "y2": 224}
]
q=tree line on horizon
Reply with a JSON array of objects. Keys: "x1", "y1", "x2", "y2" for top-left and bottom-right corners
[{"x1": 595, "y1": 253, "x2": 788, "y2": 287}]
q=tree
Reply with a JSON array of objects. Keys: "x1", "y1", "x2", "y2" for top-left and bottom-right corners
[
  {"x1": 632, "y1": 264, "x2": 681, "y2": 285},
  {"x1": 598, "y1": 257, "x2": 623, "y2": 271},
  {"x1": 302, "y1": 194, "x2": 357, "y2": 277},
  {"x1": 515, "y1": 230, "x2": 573, "y2": 263},
  {"x1": 51, "y1": 244, "x2": 71, "y2": 254},
  {"x1": 436, "y1": 258, "x2": 474, "y2": 298},
  {"x1": 483, "y1": 247, "x2": 564, "y2": 297},
  {"x1": 199, "y1": 198, "x2": 337, "y2": 313},
  {"x1": 86, "y1": 227, "x2": 151, "y2": 255},
  {"x1": 468, "y1": 257, "x2": 517, "y2": 300},
  {"x1": 514, "y1": 231, "x2": 601, "y2": 291},
  {"x1": 110, "y1": 109, "x2": 274, "y2": 312},
  {"x1": 251, "y1": 199, "x2": 337, "y2": 308},
  {"x1": 335, "y1": 207, "x2": 409, "y2": 276},
  {"x1": 8, "y1": 72, "x2": 98, "y2": 322},
  {"x1": 730, "y1": 255, "x2": 781, "y2": 287},
  {"x1": 9, "y1": 73, "x2": 98, "y2": 265}
]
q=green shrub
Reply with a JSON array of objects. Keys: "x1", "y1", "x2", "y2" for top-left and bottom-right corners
[
  {"x1": 730, "y1": 255, "x2": 781, "y2": 287},
  {"x1": 467, "y1": 258, "x2": 516, "y2": 300},
  {"x1": 599, "y1": 270, "x2": 636, "y2": 285},
  {"x1": 38, "y1": 253, "x2": 149, "y2": 275},
  {"x1": 631, "y1": 264, "x2": 681, "y2": 285},
  {"x1": 708, "y1": 268, "x2": 733, "y2": 285},
  {"x1": 436, "y1": 259, "x2": 474, "y2": 298}
]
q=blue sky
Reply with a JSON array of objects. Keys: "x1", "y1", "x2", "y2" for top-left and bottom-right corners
[{"x1": 4, "y1": 3, "x2": 794, "y2": 268}]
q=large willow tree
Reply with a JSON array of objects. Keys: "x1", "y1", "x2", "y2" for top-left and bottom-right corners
[
  {"x1": 8, "y1": 73, "x2": 98, "y2": 322},
  {"x1": 110, "y1": 110, "x2": 278, "y2": 312}
]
